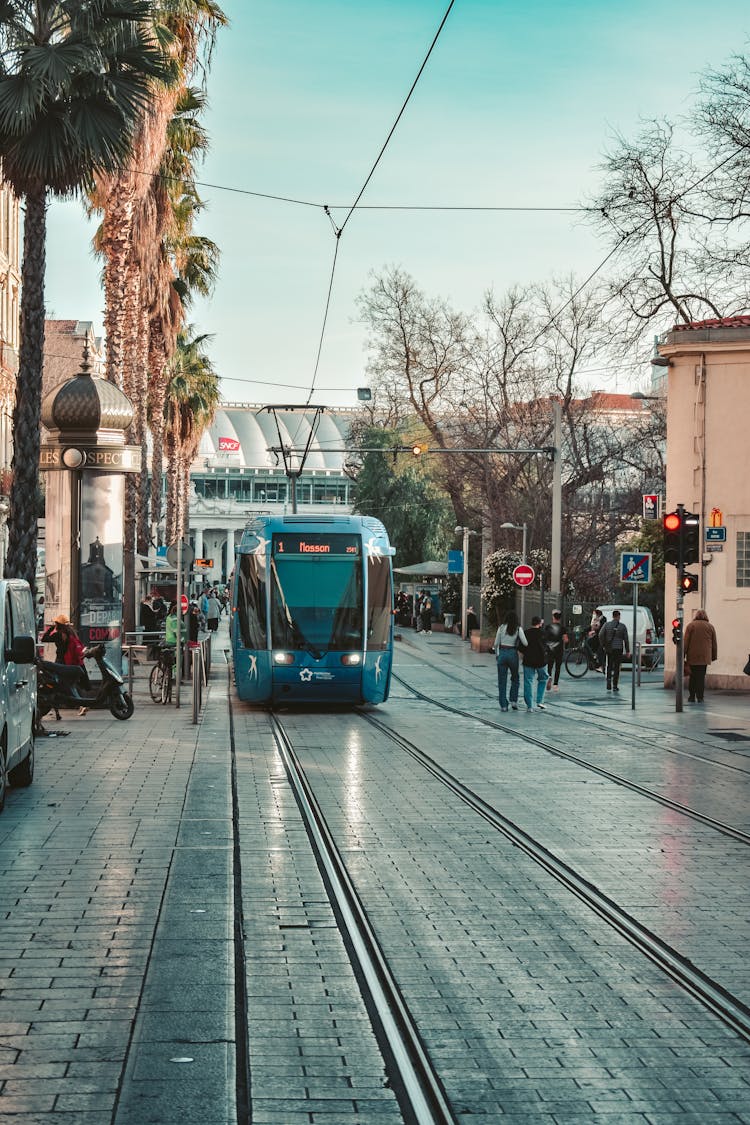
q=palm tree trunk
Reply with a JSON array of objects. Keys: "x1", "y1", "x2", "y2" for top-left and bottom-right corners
[
  {"x1": 148, "y1": 322, "x2": 168, "y2": 545},
  {"x1": 5, "y1": 188, "x2": 46, "y2": 588},
  {"x1": 102, "y1": 179, "x2": 134, "y2": 388},
  {"x1": 136, "y1": 303, "x2": 150, "y2": 555}
]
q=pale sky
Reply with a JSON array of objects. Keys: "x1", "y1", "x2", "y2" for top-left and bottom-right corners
[{"x1": 44, "y1": 0, "x2": 749, "y2": 407}]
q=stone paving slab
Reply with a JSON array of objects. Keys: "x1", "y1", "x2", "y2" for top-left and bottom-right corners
[{"x1": 0, "y1": 632, "x2": 237, "y2": 1124}]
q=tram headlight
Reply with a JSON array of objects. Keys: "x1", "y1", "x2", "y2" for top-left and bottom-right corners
[
  {"x1": 341, "y1": 653, "x2": 362, "y2": 666},
  {"x1": 273, "y1": 651, "x2": 295, "y2": 665}
]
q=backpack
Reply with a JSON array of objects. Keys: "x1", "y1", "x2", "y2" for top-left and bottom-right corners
[{"x1": 63, "y1": 635, "x2": 86, "y2": 667}]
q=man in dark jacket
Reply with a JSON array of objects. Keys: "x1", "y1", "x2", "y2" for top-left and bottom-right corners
[
  {"x1": 521, "y1": 616, "x2": 550, "y2": 711},
  {"x1": 599, "y1": 610, "x2": 629, "y2": 693},
  {"x1": 684, "y1": 610, "x2": 717, "y2": 703}
]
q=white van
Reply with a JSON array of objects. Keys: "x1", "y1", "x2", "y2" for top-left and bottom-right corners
[
  {"x1": 0, "y1": 579, "x2": 37, "y2": 810},
  {"x1": 596, "y1": 604, "x2": 658, "y2": 664}
]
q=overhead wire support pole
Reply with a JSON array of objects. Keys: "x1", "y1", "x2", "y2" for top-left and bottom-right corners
[{"x1": 257, "y1": 405, "x2": 326, "y2": 514}]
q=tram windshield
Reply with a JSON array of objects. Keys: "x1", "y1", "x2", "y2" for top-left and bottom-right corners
[{"x1": 270, "y1": 549, "x2": 363, "y2": 653}]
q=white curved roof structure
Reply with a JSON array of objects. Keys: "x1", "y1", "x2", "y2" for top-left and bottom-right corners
[{"x1": 194, "y1": 406, "x2": 356, "y2": 473}]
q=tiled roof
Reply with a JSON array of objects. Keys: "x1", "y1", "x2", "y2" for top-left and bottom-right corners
[
  {"x1": 581, "y1": 392, "x2": 646, "y2": 410},
  {"x1": 673, "y1": 314, "x2": 750, "y2": 331}
]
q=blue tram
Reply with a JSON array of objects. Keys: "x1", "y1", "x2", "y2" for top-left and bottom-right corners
[{"x1": 230, "y1": 514, "x2": 395, "y2": 705}]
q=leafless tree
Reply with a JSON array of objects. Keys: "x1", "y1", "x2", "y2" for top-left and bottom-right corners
[
  {"x1": 588, "y1": 120, "x2": 734, "y2": 346},
  {"x1": 356, "y1": 268, "x2": 665, "y2": 594}
]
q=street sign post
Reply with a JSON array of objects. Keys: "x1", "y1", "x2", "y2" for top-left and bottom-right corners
[
  {"x1": 619, "y1": 553, "x2": 652, "y2": 711},
  {"x1": 512, "y1": 564, "x2": 535, "y2": 587},
  {"x1": 642, "y1": 494, "x2": 659, "y2": 520},
  {"x1": 447, "y1": 550, "x2": 464, "y2": 574}
]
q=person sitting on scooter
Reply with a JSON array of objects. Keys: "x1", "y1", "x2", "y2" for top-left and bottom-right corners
[{"x1": 41, "y1": 615, "x2": 90, "y2": 714}]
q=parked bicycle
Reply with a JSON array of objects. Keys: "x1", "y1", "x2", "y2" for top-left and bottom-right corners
[
  {"x1": 564, "y1": 638, "x2": 605, "y2": 679},
  {"x1": 149, "y1": 644, "x2": 175, "y2": 704}
]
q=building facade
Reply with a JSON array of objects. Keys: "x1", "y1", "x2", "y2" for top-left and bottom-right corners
[
  {"x1": 186, "y1": 405, "x2": 357, "y2": 583},
  {"x1": 658, "y1": 318, "x2": 750, "y2": 690}
]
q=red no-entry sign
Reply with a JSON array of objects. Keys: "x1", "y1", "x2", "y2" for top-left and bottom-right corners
[
  {"x1": 512, "y1": 564, "x2": 535, "y2": 587},
  {"x1": 181, "y1": 594, "x2": 189, "y2": 613}
]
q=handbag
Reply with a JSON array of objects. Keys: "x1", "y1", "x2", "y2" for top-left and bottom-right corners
[{"x1": 743, "y1": 655, "x2": 750, "y2": 676}]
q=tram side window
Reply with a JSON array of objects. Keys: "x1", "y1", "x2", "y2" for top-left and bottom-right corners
[
  {"x1": 236, "y1": 553, "x2": 267, "y2": 649},
  {"x1": 367, "y1": 556, "x2": 392, "y2": 650}
]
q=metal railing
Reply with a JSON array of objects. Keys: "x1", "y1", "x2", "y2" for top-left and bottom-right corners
[{"x1": 122, "y1": 630, "x2": 211, "y2": 722}]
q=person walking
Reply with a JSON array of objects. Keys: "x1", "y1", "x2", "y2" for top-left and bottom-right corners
[
  {"x1": 521, "y1": 615, "x2": 549, "y2": 711},
  {"x1": 543, "y1": 610, "x2": 567, "y2": 692},
  {"x1": 588, "y1": 608, "x2": 607, "y2": 670},
  {"x1": 493, "y1": 611, "x2": 527, "y2": 712},
  {"x1": 419, "y1": 593, "x2": 433, "y2": 635},
  {"x1": 684, "y1": 609, "x2": 718, "y2": 703},
  {"x1": 599, "y1": 609, "x2": 629, "y2": 693},
  {"x1": 206, "y1": 590, "x2": 221, "y2": 633}
]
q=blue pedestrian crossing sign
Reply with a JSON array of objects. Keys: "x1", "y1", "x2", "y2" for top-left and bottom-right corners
[{"x1": 619, "y1": 552, "x2": 652, "y2": 583}]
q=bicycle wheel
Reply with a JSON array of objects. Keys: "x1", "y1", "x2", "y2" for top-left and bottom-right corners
[
  {"x1": 160, "y1": 662, "x2": 173, "y2": 705},
  {"x1": 149, "y1": 664, "x2": 165, "y2": 703},
  {"x1": 565, "y1": 647, "x2": 589, "y2": 678}
]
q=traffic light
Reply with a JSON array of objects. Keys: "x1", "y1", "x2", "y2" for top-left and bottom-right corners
[
  {"x1": 683, "y1": 511, "x2": 700, "y2": 565},
  {"x1": 671, "y1": 618, "x2": 682, "y2": 645},
  {"x1": 680, "y1": 572, "x2": 699, "y2": 594},
  {"x1": 663, "y1": 509, "x2": 701, "y2": 566},
  {"x1": 663, "y1": 510, "x2": 682, "y2": 566}
]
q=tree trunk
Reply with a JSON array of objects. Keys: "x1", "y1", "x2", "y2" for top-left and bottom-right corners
[
  {"x1": 148, "y1": 322, "x2": 168, "y2": 546},
  {"x1": 102, "y1": 179, "x2": 134, "y2": 388},
  {"x1": 136, "y1": 303, "x2": 150, "y2": 555},
  {"x1": 5, "y1": 189, "x2": 46, "y2": 589}
]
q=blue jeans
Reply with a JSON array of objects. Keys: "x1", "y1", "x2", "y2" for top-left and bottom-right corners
[
  {"x1": 496, "y1": 649, "x2": 519, "y2": 709},
  {"x1": 523, "y1": 664, "x2": 549, "y2": 708}
]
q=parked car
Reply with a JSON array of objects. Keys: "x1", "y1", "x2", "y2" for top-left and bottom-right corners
[
  {"x1": 0, "y1": 579, "x2": 37, "y2": 810},
  {"x1": 596, "y1": 604, "x2": 658, "y2": 665}
]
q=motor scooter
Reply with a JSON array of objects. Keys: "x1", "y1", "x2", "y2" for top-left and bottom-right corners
[{"x1": 36, "y1": 643, "x2": 134, "y2": 725}]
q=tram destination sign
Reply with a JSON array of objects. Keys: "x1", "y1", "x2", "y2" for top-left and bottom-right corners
[{"x1": 274, "y1": 533, "x2": 361, "y2": 556}]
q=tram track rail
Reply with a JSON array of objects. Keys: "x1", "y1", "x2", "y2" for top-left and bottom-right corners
[
  {"x1": 392, "y1": 670, "x2": 750, "y2": 846},
  {"x1": 357, "y1": 708, "x2": 750, "y2": 1047},
  {"x1": 268, "y1": 712, "x2": 457, "y2": 1125},
  {"x1": 400, "y1": 643, "x2": 750, "y2": 774}
]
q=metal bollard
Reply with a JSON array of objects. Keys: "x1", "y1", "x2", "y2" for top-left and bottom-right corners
[{"x1": 191, "y1": 646, "x2": 202, "y2": 723}]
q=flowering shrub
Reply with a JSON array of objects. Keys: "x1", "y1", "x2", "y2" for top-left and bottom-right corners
[{"x1": 482, "y1": 546, "x2": 550, "y2": 624}]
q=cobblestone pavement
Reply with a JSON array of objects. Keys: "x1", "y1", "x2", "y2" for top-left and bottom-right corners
[{"x1": 0, "y1": 622, "x2": 748, "y2": 1123}]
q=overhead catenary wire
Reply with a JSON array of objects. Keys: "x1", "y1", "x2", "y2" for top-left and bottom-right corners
[{"x1": 301, "y1": 0, "x2": 457, "y2": 413}]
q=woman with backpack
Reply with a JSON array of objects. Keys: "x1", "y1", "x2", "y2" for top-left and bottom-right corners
[{"x1": 41, "y1": 614, "x2": 90, "y2": 714}]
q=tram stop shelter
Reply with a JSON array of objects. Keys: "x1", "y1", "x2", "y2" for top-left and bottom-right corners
[{"x1": 393, "y1": 560, "x2": 449, "y2": 625}]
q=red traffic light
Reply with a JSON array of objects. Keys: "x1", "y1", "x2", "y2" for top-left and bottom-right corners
[
  {"x1": 671, "y1": 618, "x2": 680, "y2": 629},
  {"x1": 664, "y1": 512, "x2": 681, "y2": 531},
  {"x1": 680, "y1": 572, "x2": 699, "y2": 594}
]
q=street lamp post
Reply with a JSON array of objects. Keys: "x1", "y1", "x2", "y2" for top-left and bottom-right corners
[
  {"x1": 455, "y1": 525, "x2": 478, "y2": 639},
  {"x1": 501, "y1": 521, "x2": 528, "y2": 625}
]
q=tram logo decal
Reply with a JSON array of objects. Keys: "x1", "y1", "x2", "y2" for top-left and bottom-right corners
[
  {"x1": 298, "y1": 668, "x2": 335, "y2": 682},
  {"x1": 248, "y1": 655, "x2": 258, "y2": 680},
  {"x1": 364, "y1": 537, "x2": 386, "y2": 560},
  {"x1": 374, "y1": 655, "x2": 383, "y2": 682}
]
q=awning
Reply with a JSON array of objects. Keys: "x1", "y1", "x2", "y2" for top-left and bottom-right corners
[{"x1": 393, "y1": 560, "x2": 449, "y2": 577}]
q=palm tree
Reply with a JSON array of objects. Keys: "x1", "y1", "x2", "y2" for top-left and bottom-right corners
[
  {"x1": 163, "y1": 329, "x2": 220, "y2": 542},
  {"x1": 0, "y1": 0, "x2": 170, "y2": 586}
]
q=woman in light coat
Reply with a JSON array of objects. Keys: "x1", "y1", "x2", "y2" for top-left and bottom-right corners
[{"x1": 684, "y1": 610, "x2": 718, "y2": 704}]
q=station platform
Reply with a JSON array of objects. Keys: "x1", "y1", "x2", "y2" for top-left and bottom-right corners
[{"x1": 0, "y1": 620, "x2": 748, "y2": 1123}]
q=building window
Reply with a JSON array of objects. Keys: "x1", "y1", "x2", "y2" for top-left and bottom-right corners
[{"x1": 737, "y1": 531, "x2": 750, "y2": 587}]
